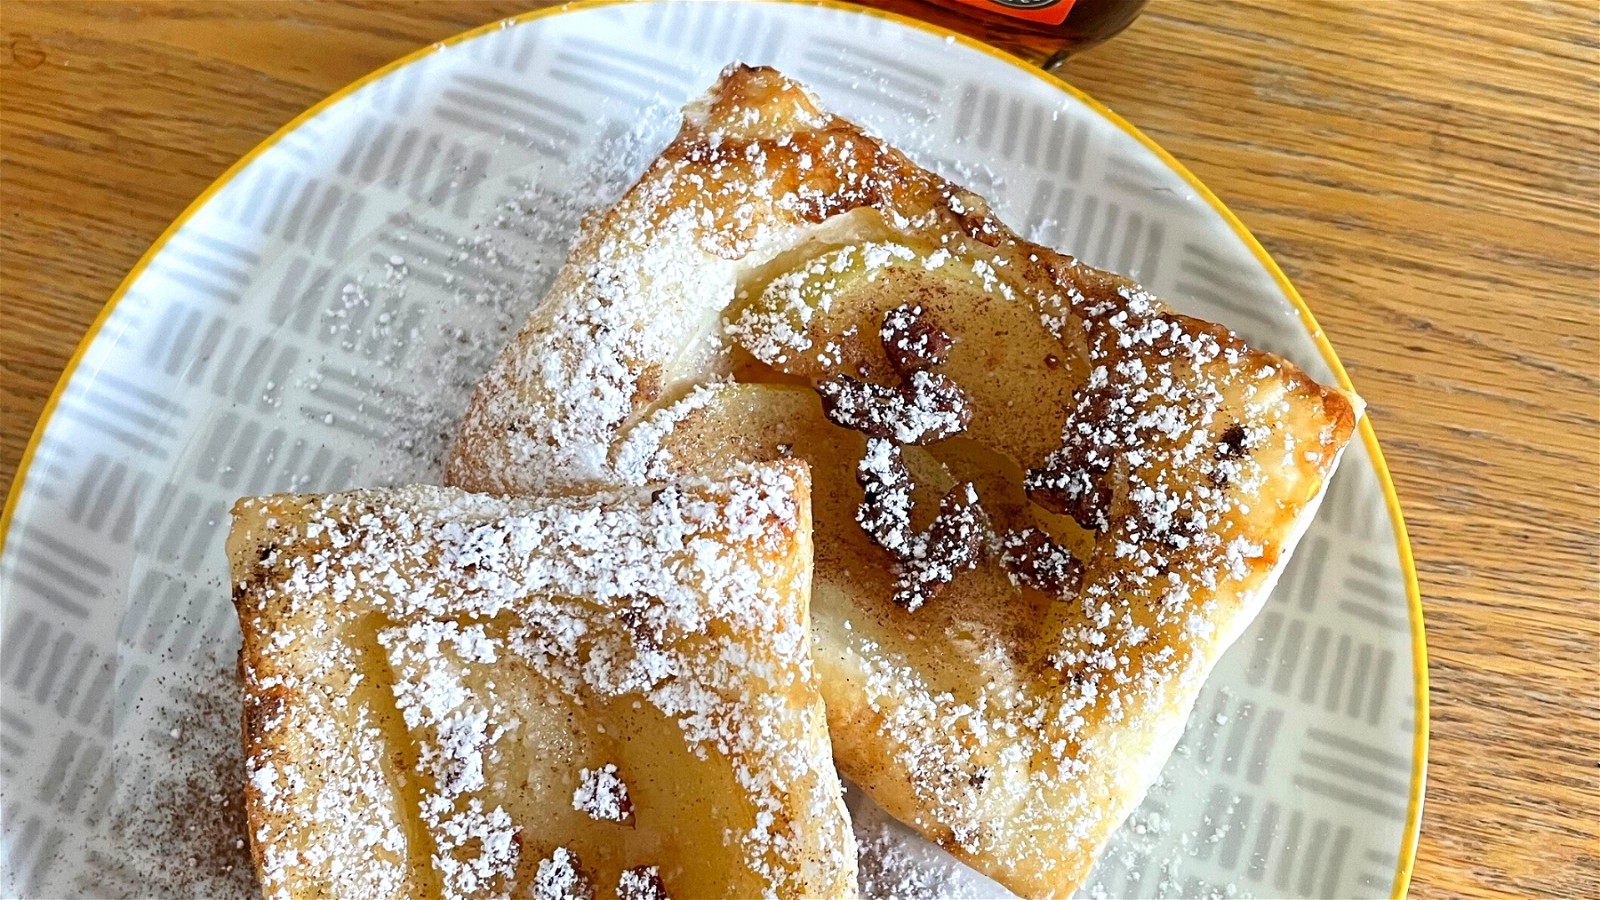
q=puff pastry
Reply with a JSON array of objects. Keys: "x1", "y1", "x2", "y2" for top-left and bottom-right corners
[
  {"x1": 228, "y1": 463, "x2": 856, "y2": 899},
  {"x1": 447, "y1": 65, "x2": 1359, "y2": 897}
]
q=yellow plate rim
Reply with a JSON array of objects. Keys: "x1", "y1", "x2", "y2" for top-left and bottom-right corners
[{"x1": 0, "y1": 2, "x2": 1427, "y2": 895}]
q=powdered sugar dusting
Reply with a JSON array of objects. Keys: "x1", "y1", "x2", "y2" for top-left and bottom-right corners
[
  {"x1": 727, "y1": 242, "x2": 926, "y2": 366},
  {"x1": 611, "y1": 380, "x2": 729, "y2": 486},
  {"x1": 572, "y1": 764, "x2": 633, "y2": 825},
  {"x1": 617, "y1": 865, "x2": 668, "y2": 900},
  {"x1": 337, "y1": 106, "x2": 687, "y2": 488},
  {"x1": 231, "y1": 463, "x2": 854, "y2": 898},
  {"x1": 533, "y1": 847, "x2": 594, "y2": 900},
  {"x1": 847, "y1": 784, "x2": 1011, "y2": 900}
]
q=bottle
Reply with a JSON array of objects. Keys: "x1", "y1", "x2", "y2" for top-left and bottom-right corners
[{"x1": 862, "y1": 0, "x2": 1148, "y2": 69}]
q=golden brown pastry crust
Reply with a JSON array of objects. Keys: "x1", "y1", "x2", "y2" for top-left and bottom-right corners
[
  {"x1": 229, "y1": 464, "x2": 857, "y2": 900},
  {"x1": 446, "y1": 65, "x2": 1358, "y2": 897}
]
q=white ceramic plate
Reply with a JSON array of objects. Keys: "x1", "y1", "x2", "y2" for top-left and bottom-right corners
[{"x1": 0, "y1": 2, "x2": 1425, "y2": 896}]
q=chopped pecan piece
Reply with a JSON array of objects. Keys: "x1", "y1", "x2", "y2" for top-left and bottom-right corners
[
  {"x1": 816, "y1": 370, "x2": 970, "y2": 444},
  {"x1": 819, "y1": 305, "x2": 993, "y2": 610},
  {"x1": 999, "y1": 527, "x2": 1084, "y2": 596},
  {"x1": 856, "y1": 439, "x2": 988, "y2": 611},
  {"x1": 1024, "y1": 411, "x2": 1114, "y2": 532},
  {"x1": 617, "y1": 866, "x2": 668, "y2": 900},
  {"x1": 1216, "y1": 422, "x2": 1249, "y2": 460},
  {"x1": 881, "y1": 303, "x2": 954, "y2": 374}
]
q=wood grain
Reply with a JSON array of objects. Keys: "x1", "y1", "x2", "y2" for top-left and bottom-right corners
[{"x1": 1, "y1": 1, "x2": 1595, "y2": 897}]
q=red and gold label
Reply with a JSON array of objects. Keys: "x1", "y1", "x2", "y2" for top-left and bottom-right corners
[{"x1": 943, "y1": 0, "x2": 1078, "y2": 25}]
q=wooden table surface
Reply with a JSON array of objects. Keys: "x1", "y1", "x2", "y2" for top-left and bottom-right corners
[{"x1": 2, "y1": 1, "x2": 1595, "y2": 897}]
